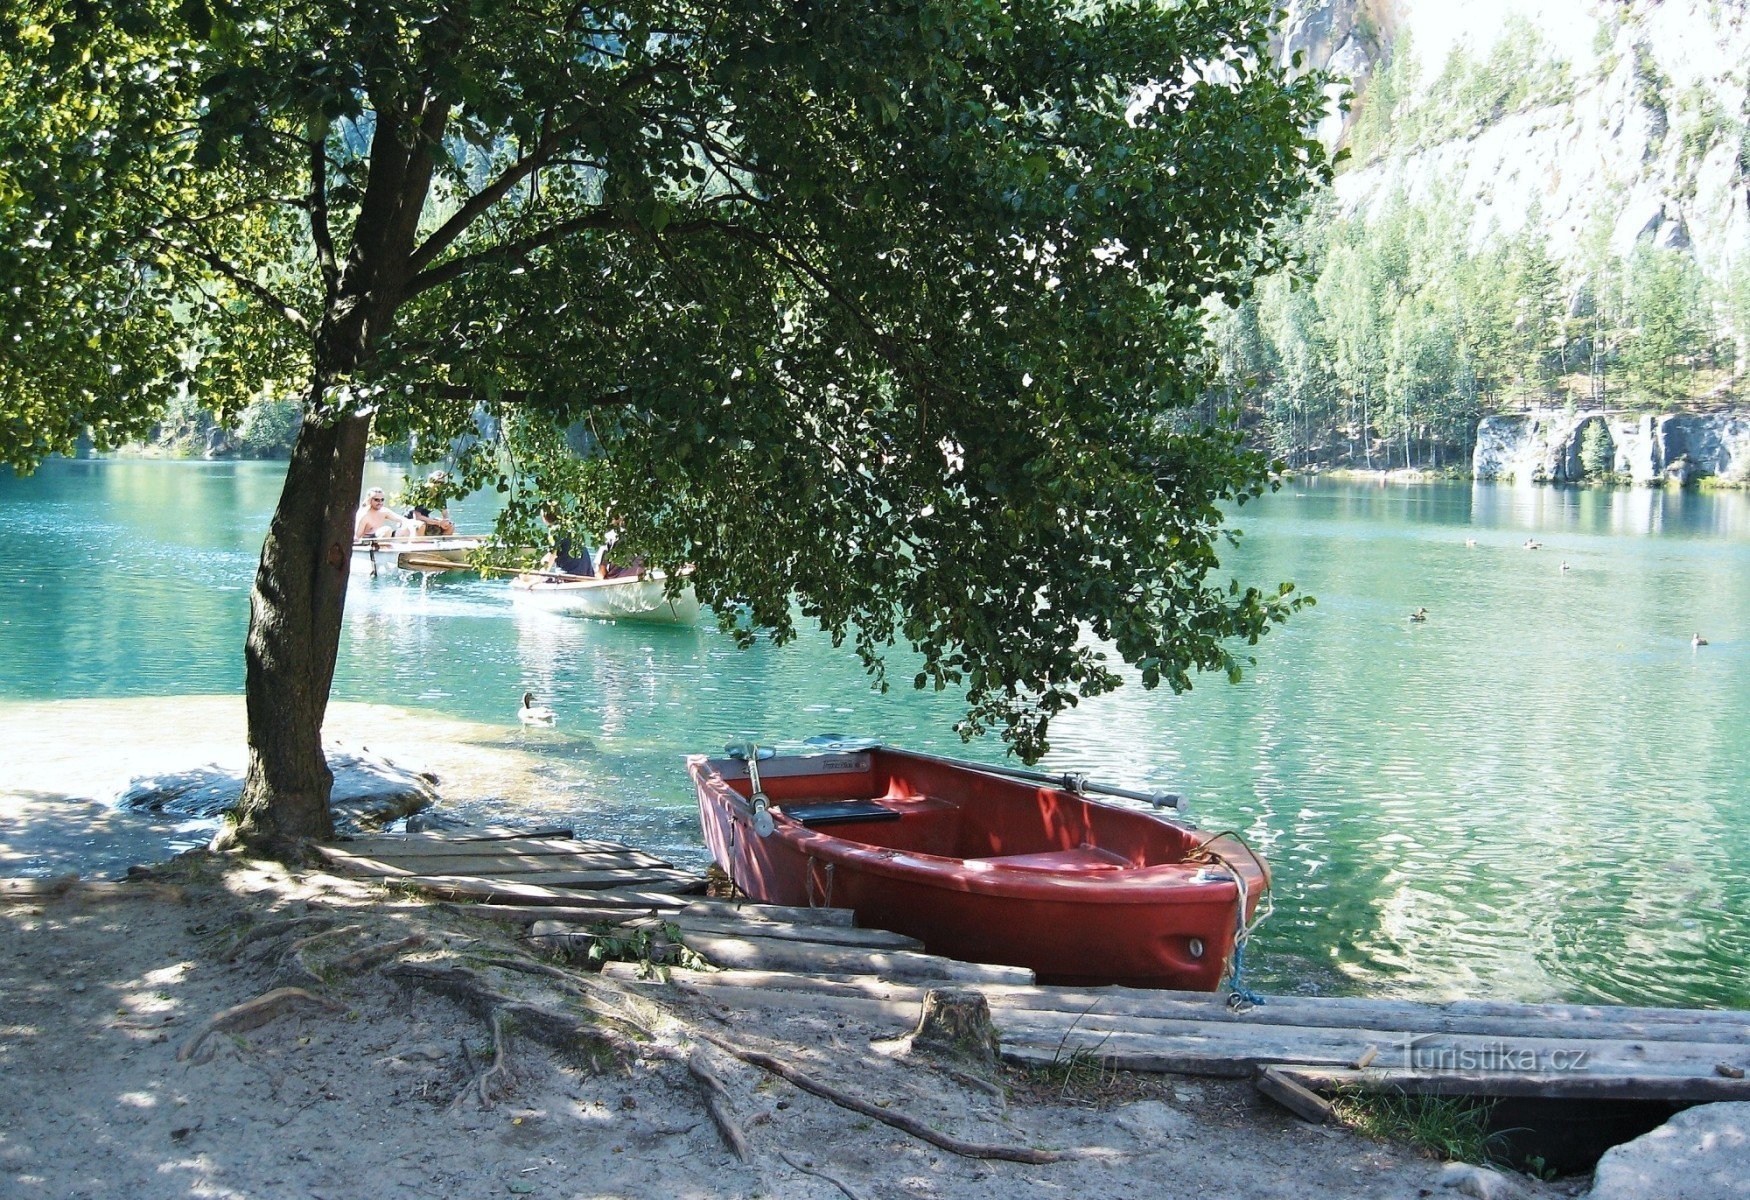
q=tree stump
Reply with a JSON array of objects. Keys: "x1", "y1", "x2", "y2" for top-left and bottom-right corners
[{"x1": 909, "y1": 987, "x2": 1000, "y2": 1070}]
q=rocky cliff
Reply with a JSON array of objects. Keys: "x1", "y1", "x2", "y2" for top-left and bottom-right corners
[
  {"x1": 1472, "y1": 409, "x2": 1750, "y2": 484},
  {"x1": 1279, "y1": 0, "x2": 1750, "y2": 279}
]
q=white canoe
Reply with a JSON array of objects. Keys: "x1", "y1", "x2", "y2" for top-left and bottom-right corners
[
  {"x1": 510, "y1": 571, "x2": 702, "y2": 625},
  {"x1": 352, "y1": 536, "x2": 484, "y2": 577}
]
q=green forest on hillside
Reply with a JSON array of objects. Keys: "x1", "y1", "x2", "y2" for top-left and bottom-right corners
[{"x1": 1211, "y1": 18, "x2": 1750, "y2": 472}]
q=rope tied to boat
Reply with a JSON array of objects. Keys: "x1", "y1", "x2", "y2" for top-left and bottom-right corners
[
  {"x1": 1187, "y1": 830, "x2": 1272, "y2": 1009},
  {"x1": 804, "y1": 856, "x2": 836, "y2": 909}
]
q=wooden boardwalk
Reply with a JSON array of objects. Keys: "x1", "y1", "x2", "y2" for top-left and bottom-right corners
[{"x1": 323, "y1": 828, "x2": 1750, "y2": 1113}]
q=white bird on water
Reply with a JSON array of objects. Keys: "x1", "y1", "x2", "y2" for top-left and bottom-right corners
[
  {"x1": 519, "y1": 692, "x2": 557, "y2": 724},
  {"x1": 1693, "y1": 634, "x2": 1709, "y2": 650}
]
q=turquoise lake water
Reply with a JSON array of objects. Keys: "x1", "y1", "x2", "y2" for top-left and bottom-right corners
[{"x1": 2, "y1": 458, "x2": 1747, "y2": 1008}]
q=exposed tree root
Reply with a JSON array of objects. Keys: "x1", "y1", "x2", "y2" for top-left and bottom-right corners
[
  {"x1": 329, "y1": 933, "x2": 428, "y2": 976},
  {"x1": 685, "y1": 1045, "x2": 752, "y2": 1162},
  {"x1": 220, "y1": 914, "x2": 336, "y2": 962},
  {"x1": 778, "y1": 1150, "x2": 868, "y2": 1200},
  {"x1": 382, "y1": 961, "x2": 641, "y2": 1087},
  {"x1": 698, "y1": 1032, "x2": 1063, "y2": 1164},
  {"x1": 178, "y1": 987, "x2": 346, "y2": 1064},
  {"x1": 449, "y1": 1006, "x2": 519, "y2": 1112}
]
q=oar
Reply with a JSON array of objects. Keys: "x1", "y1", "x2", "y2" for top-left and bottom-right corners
[
  {"x1": 913, "y1": 748, "x2": 1184, "y2": 811},
  {"x1": 801, "y1": 737, "x2": 1183, "y2": 810}
]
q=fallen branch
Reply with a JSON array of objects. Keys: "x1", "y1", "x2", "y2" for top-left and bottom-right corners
[
  {"x1": 699, "y1": 1033, "x2": 1062, "y2": 1164},
  {"x1": 178, "y1": 987, "x2": 345, "y2": 1063}
]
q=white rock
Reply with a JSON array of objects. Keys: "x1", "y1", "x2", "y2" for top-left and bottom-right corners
[
  {"x1": 1585, "y1": 1102, "x2": 1750, "y2": 1200},
  {"x1": 1439, "y1": 1161, "x2": 1533, "y2": 1200}
]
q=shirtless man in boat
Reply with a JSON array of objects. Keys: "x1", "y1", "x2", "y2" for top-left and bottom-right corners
[{"x1": 355, "y1": 486, "x2": 413, "y2": 539}]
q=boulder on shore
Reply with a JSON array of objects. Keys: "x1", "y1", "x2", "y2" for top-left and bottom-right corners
[
  {"x1": 1585, "y1": 1102, "x2": 1750, "y2": 1200},
  {"x1": 115, "y1": 750, "x2": 437, "y2": 831}
]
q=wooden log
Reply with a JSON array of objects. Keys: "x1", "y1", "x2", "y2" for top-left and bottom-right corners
[
  {"x1": 673, "y1": 930, "x2": 1033, "y2": 985},
  {"x1": 440, "y1": 901, "x2": 686, "y2": 925},
  {"x1": 1255, "y1": 1065, "x2": 1335, "y2": 1123},
  {"x1": 621, "y1": 969, "x2": 1750, "y2": 1047},
  {"x1": 995, "y1": 1017, "x2": 1750, "y2": 1083},
  {"x1": 681, "y1": 899, "x2": 856, "y2": 927},
  {"x1": 0, "y1": 874, "x2": 78, "y2": 901},
  {"x1": 1273, "y1": 1064, "x2": 1750, "y2": 1104},
  {"x1": 320, "y1": 850, "x2": 675, "y2": 875},
  {"x1": 317, "y1": 850, "x2": 699, "y2": 889},
  {"x1": 401, "y1": 877, "x2": 695, "y2": 906},
  {"x1": 394, "y1": 825, "x2": 578, "y2": 842},
  {"x1": 666, "y1": 916, "x2": 921, "y2": 951},
  {"x1": 324, "y1": 837, "x2": 670, "y2": 864}
]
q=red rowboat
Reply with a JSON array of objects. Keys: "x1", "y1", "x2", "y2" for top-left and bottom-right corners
[{"x1": 688, "y1": 745, "x2": 1269, "y2": 990}]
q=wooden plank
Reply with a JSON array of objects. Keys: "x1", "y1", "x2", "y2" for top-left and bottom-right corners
[
  {"x1": 402, "y1": 877, "x2": 695, "y2": 907},
  {"x1": 621, "y1": 969, "x2": 1750, "y2": 1047},
  {"x1": 331, "y1": 836, "x2": 660, "y2": 862},
  {"x1": 333, "y1": 859, "x2": 702, "y2": 889},
  {"x1": 675, "y1": 930, "x2": 1034, "y2": 986},
  {"x1": 1275, "y1": 1064, "x2": 1750, "y2": 1104},
  {"x1": 440, "y1": 901, "x2": 688, "y2": 923},
  {"x1": 994, "y1": 1017, "x2": 1750, "y2": 1082},
  {"x1": 394, "y1": 825, "x2": 578, "y2": 842},
  {"x1": 512, "y1": 911, "x2": 920, "y2": 950},
  {"x1": 1256, "y1": 1066, "x2": 1335, "y2": 1123},
  {"x1": 668, "y1": 916, "x2": 922, "y2": 951},
  {"x1": 320, "y1": 849, "x2": 675, "y2": 875},
  {"x1": 680, "y1": 899, "x2": 856, "y2": 927}
]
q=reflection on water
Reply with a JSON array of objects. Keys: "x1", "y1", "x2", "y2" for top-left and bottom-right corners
[{"x1": 1, "y1": 461, "x2": 1747, "y2": 1008}]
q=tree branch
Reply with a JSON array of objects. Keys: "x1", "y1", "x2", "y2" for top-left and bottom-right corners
[
  {"x1": 403, "y1": 209, "x2": 624, "y2": 297},
  {"x1": 309, "y1": 128, "x2": 339, "y2": 294},
  {"x1": 140, "y1": 229, "x2": 311, "y2": 335}
]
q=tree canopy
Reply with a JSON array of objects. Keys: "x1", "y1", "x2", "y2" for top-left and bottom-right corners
[{"x1": 2, "y1": 0, "x2": 1331, "y2": 775}]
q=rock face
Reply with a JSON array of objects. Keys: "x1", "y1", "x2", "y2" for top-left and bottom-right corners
[
  {"x1": 1585, "y1": 1102, "x2": 1750, "y2": 1200},
  {"x1": 116, "y1": 751, "x2": 438, "y2": 831},
  {"x1": 1473, "y1": 410, "x2": 1750, "y2": 484},
  {"x1": 1278, "y1": 0, "x2": 1750, "y2": 280}
]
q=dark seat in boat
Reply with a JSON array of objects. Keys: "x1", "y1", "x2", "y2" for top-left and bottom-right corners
[{"x1": 782, "y1": 798, "x2": 901, "y2": 826}]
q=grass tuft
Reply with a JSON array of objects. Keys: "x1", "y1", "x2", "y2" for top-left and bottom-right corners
[{"x1": 1330, "y1": 1089, "x2": 1499, "y2": 1163}]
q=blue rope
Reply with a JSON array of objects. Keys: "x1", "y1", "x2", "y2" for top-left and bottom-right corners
[{"x1": 1227, "y1": 938, "x2": 1266, "y2": 1009}]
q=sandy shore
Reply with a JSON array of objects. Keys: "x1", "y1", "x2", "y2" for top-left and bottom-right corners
[
  {"x1": 0, "y1": 695, "x2": 1584, "y2": 1199},
  {"x1": 0, "y1": 851, "x2": 1551, "y2": 1200},
  {"x1": 0, "y1": 696, "x2": 563, "y2": 880}
]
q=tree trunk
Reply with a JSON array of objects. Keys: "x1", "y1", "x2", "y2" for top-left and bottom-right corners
[{"x1": 218, "y1": 398, "x2": 370, "y2": 854}]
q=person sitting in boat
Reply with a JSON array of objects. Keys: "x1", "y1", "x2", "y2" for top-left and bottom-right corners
[
  {"x1": 539, "y1": 507, "x2": 594, "y2": 578},
  {"x1": 405, "y1": 470, "x2": 456, "y2": 536},
  {"x1": 594, "y1": 525, "x2": 646, "y2": 579},
  {"x1": 355, "y1": 486, "x2": 413, "y2": 539}
]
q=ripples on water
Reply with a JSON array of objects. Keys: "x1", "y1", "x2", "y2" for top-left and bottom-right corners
[{"x1": 2, "y1": 461, "x2": 1747, "y2": 1009}]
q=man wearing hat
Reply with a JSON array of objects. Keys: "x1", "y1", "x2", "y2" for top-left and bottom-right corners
[{"x1": 407, "y1": 470, "x2": 456, "y2": 536}]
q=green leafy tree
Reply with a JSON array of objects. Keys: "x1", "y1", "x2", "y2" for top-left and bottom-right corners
[
  {"x1": 1620, "y1": 245, "x2": 1714, "y2": 403},
  {"x1": 1, "y1": 0, "x2": 1330, "y2": 852}
]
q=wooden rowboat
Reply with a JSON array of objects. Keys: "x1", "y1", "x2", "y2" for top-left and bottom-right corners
[
  {"x1": 509, "y1": 570, "x2": 701, "y2": 625},
  {"x1": 351, "y1": 535, "x2": 483, "y2": 577},
  {"x1": 689, "y1": 745, "x2": 1268, "y2": 989}
]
